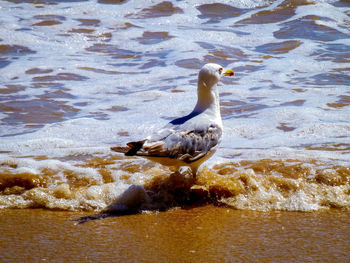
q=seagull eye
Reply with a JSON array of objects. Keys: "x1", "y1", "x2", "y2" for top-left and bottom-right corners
[{"x1": 219, "y1": 68, "x2": 223, "y2": 74}]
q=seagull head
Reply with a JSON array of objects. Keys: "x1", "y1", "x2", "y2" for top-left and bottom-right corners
[{"x1": 198, "y1": 63, "x2": 234, "y2": 89}]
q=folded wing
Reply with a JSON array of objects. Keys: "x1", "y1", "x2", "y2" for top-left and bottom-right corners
[{"x1": 112, "y1": 124, "x2": 222, "y2": 163}]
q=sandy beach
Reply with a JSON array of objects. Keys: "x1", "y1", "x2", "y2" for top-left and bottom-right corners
[{"x1": 1, "y1": 206, "x2": 349, "y2": 262}]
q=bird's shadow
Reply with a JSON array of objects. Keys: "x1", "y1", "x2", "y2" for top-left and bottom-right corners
[
  {"x1": 73, "y1": 171, "x2": 211, "y2": 224},
  {"x1": 73, "y1": 209, "x2": 139, "y2": 224}
]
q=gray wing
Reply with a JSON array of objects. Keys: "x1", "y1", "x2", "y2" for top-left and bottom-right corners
[{"x1": 135, "y1": 124, "x2": 222, "y2": 163}]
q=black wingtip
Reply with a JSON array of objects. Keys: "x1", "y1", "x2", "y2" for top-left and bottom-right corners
[{"x1": 125, "y1": 140, "x2": 145, "y2": 156}]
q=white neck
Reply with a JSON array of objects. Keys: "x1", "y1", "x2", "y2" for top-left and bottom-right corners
[{"x1": 194, "y1": 81, "x2": 221, "y2": 118}]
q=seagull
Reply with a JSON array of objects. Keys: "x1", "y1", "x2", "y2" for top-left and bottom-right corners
[{"x1": 111, "y1": 63, "x2": 234, "y2": 177}]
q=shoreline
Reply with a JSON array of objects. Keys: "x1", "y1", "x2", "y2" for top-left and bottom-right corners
[{"x1": 1, "y1": 206, "x2": 349, "y2": 262}]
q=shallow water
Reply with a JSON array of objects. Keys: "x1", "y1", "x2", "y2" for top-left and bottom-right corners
[
  {"x1": 0, "y1": 0, "x2": 350, "y2": 212},
  {"x1": 0, "y1": 206, "x2": 349, "y2": 262}
]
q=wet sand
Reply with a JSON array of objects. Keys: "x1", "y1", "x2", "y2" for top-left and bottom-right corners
[{"x1": 1, "y1": 206, "x2": 349, "y2": 262}]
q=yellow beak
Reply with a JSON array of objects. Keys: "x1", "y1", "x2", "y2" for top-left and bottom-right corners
[{"x1": 223, "y1": 69, "x2": 235, "y2": 76}]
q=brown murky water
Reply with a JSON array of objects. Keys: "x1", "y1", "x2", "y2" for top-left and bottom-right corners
[
  {"x1": 1, "y1": 156, "x2": 349, "y2": 211},
  {"x1": 0, "y1": 206, "x2": 349, "y2": 262}
]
